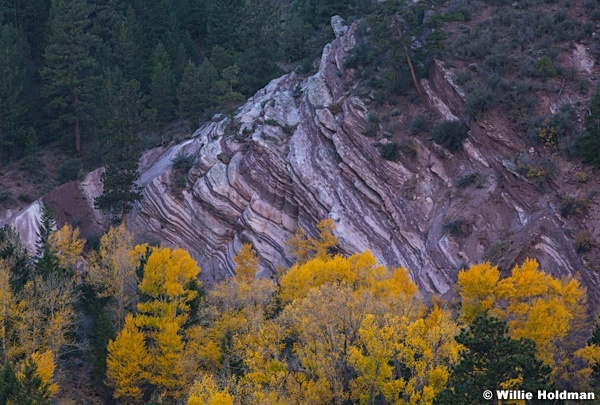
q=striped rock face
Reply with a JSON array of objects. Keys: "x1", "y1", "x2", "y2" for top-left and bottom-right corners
[{"x1": 6, "y1": 19, "x2": 600, "y2": 302}]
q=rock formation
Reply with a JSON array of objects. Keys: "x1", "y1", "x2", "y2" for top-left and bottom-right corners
[{"x1": 4, "y1": 17, "x2": 600, "y2": 301}]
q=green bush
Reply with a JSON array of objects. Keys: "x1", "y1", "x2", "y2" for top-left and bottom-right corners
[
  {"x1": 57, "y1": 159, "x2": 81, "y2": 184},
  {"x1": 171, "y1": 152, "x2": 195, "y2": 173},
  {"x1": 532, "y1": 56, "x2": 556, "y2": 77},
  {"x1": 410, "y1": 114, "x2": 429, "y2": 134},
  {"x1": 465, "y1": 88, "x2": 495, "y2": 118},
  {"x1": 560, "y1": 196, "x2": 589, "y2": 219},
  {"x1": 380, "y1": 143, "x2": 399, "y2": 161},
  {"x1": 432, "y1": 120, "x2": 469, "y2": 152}
]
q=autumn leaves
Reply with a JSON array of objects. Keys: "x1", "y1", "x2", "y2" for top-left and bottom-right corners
[{"x1": 0, "y1": 217, "x2": 597, "y2": 404}]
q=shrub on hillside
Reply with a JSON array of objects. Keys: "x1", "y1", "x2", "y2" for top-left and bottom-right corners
[
  {"x1": 57, "y1": 159, "x2": 81, "y2": 184},
  {"x1": 465, "y1": 88, "x2": 495, "y2": 118},
  {"x1": 432, "y1": 120, "x2": 469, "y2": 152}
]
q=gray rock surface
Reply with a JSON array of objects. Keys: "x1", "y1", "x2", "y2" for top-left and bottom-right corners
[{"x1": 5, "y1": 20, "x2": 600, "y2": 303}]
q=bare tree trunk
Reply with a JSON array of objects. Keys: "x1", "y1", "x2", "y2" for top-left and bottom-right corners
[{"x1": 394, "y1": 23, "x2": 424, "y2": 99}]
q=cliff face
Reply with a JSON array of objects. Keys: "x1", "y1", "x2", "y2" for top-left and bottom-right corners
[
  {"x1": 5, "y1": 18, "x2": 600, "y2": 300},
  {"x1": 128, "y1": 19, "x2": 600, "y2": 298}
]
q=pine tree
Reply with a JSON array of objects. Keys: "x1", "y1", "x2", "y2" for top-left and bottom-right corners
[
  {"x1": 237, "y1": 0, "x2": 282, "y2": 96},
  {"x1": 23, "y1": 128, "x2": 41, "y2": 171},
  {"x1": 582, "y1": 87, "x2": 600, "y2": 166},
  {"x1": 95, "y1": 77, "x2": 155, "y2": 224},
  {"x1": 0, "y1": 362, "x2": 19, "y2": 404},
  {"x1": 177, "y1": 61, "x2": 206, "y2": 125},
  {"x1": 0, "y1": 24, "x2": 31, "y2": 167},
  {"x1": 34, "y1": 205, "x2": 60, "y2": 279},
  {"x1": 434, "y1": 315, "x2": 553, "y2": 404},
  {"x1": 205, "y1": 0, "x2": 244, "y2": 52},
  {"x1": 41, "y1": 0, "x2": 98, "y2": 155},
  {"x1": 112, "y1": 6, "x2": 145, "y2": 83},
  {"x1": 150, "y1": 42, "x2": 176, "y2": 124},
  {"x1": 14, "y1": 357, "x2": 52, "y2": 405}
]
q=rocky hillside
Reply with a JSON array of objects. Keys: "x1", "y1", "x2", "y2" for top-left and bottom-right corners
[{"x1": 4, "y1": 16, "x2": 600, "y2": 301}]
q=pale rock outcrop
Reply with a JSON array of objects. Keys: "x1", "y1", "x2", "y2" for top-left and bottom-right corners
[{"x1": 5, "y1": 17, "x2": 600, "y2": 303}]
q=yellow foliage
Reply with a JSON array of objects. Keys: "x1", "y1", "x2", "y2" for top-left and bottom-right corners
[
  {"x1": 31, "y1": 350, "x2": 59, "y2": 396},
  {"x1": 456, "y1": 262, "x2": 499, "y2": 323},
  {"x1": 286, "y1": 218, "x2": 338, "y2": 264},
  {"x1": 49, "y1": 224, "x2": 84, "y2": 272},
  {"x1": 187, "y1": 375, "x2": 233, "y2": 405},
  {"x1": 135, "y1": 247, "x2": 202, "y2": 401},
  {"x1": 107, "y1": 314, "x2": 150, "y2": 403},
  {"x1": 497, "y1": 259, "x2": 587, "y2": 368},
  {"x1": 86, "y1": 225, "x2": 143, "y2": 329},
  {"x1": 234, "y1": 243, "x2": 259, "y2": 284},
  {"x1": 279, "y1": 254, "x2": 358, "y2": 303}
]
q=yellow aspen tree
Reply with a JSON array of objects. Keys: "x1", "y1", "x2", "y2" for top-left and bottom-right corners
[
  {"x1": 402, "y1": 305, "x2": 461, "y2": 404},
  {"x1": 286, "y1": 218, "x2": 338, "y2": 264},
  {"x1": 496, "y1": 259, "x2": 587, "y2": 386},
  {"x1": 136, "y1": 247, "x2": 201, "y2": 401},
  {"x1": 456, "y1": 262, "x2": 500, "y2": 323},
  {"x1": 86, "y1": 225, "x2": 144, "y2": 329},
  {"x1": 107, "y1": 313, "x2": 150, "y2": 403},
  {"x1": 37, "y1": 274, "x2": 76, "y2": 359},
  {"x1": 349, "y1": 314, "x2": 406, "y2": 405},
  {"x1": 48, "y1": 224, "x2": 84, "y2": 274},
  {"x1": 187, "y1": 374, "x2": 233, "y2": 405},
  {"x1": 14, "y1": 280, "x2": 45, "y2": 358},
  {"x1": 233, "y1": 243, "x2": 259, "y2": 284},
  {"x1": 280, "y1": 284, "x2": 374, "y2": 404},
  {"x1": 31, "y1": 350, "x2": 59, "y2": 396},
  {"x1": 0, "y1": 259, "x2": 15, "y2": 363}
]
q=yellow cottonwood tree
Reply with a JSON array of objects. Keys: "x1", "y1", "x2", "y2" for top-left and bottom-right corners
[
  {"x1": 136, "y1": 247, "x2": 201, "y2": 401},
  {"x1": 456, "y1": 262, "x2": 499, "y2": 323},
  {"x1": 0, "y1": 259, "x2": 16, "y2": 363},
  {"x1": 457, "y1": 258, "x2": 588, "y2": 387},
  {"x1": 187, "y1": 374, "x2": 233, "y2": 405},
  {"x1": 234, "y1": 243, "x2": 259, "y2": 284},
  {"x1": 31, "y1": 350, "x2": 59, "y2": 396},
  {"x1": 48, "y1": 224, "x2": 84, "y2": 274},
  {"x1": 286, "y1": 218, "x2": 338, "y2": 264},
  {"x1": 86, "y1": 225, "x2": 145, "y2": 329},
  {"x1": 107, "y1": 313, "x2": 150, "y2": 404}
]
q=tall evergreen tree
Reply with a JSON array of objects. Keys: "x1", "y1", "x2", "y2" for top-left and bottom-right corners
[
  {"x1": 0, "y1": 362, "x2": 19, "y2": 403},
  {"x1": 237, "y1": 0, "x2": 282, "y2": 96},
  {"x1": 0, "y1": 24, "x2": 31, "y2": 167},
  {"x1": 95, "y1": 77, "x2": 155, "y2": 224},
  {"x1": 14, "y1": 358, "x2": 52, "y2": 405},
  {"x1": 434, "y1": 315, "x2": 553, "y2": 404},
  {"x1": 177, "y1": 61, "x2": 206, "y2": 125},
  {"x1": 34, "y1": 205, "x2": 60, "y2": 279},
  {"x1": 149, "y1": 42, "x2": 176, "y2": 124},
  {"x1": 41, "y1": 0, "x2": 98, "y2": 155},
  {"x1": 112, "y1": 6, "x2": 145, "y2": 83},
  {"x1": 205, "y1": 0, "x2": 243, "y2": 52}
]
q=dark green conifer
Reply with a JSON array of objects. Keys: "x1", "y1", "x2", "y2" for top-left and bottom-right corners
[
  {"x1": 34, "y1": 205, "x2": 60, "y2": 279},
  {"x1": 434, "y1": 315, "x2": 553, "y2": 404},
  {"x1": 41, "y1": 0, "x2": 98, "y2": 155},
  {"x1": 95, "y1": 77, "x2": 155, "y2": 224},
  {"x1": 14, "y1": 359, "x2": 52, "y2": 405},
  {"x1": 177, "y1": 61, "x2": 206, "y2": 125},
  {"x1": 0, "y1": 24, "x2": 31, "y2": 166},
  {"x1": 149, "y1": 42, "x2": 176, "y2": 124}
]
